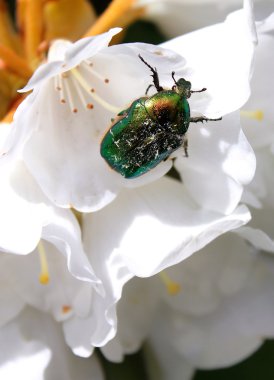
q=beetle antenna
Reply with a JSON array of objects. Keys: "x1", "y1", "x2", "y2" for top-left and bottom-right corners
[
  {"x1": 171, "y1": 71, "x2": 177, "y2": 85},
  {"x1": 138, "y1": 54, "x2": 163, "y2": 93}
]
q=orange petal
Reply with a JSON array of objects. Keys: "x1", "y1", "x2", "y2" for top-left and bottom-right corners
[
  {"x1": 0, "y1": 0, "x2": 23, "y2": 54},
  {"x1": 0, "y1": 43, "x2": 32, "y2": 79},
  {"x1": 44, "y1": 0, "x2": 97, "y2": 41},
  {"x1": 24, "y1": 0, "x2": 44, "y2": 68},
  {"x1": 83, "y1": 0, "x2": 136, "y2": 37}
]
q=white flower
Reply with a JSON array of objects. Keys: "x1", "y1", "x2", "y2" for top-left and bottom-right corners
[
  {"x1": 0, "y1": 123, "x2": 124, "y2": 355},
  {"x1": 101, "y1": 232, "x2": 274, "y2": 370},
  {"x1": 46, "y1": 5, "x2": 258, "y2": 356},
  {"x1": 0, "y1": 307, "x2": 104, "y2": 380},
  {"x1": 4, "y1": 5, "x2": 255, "y2": 214},
  {"x1": 4, "y1": 28, "x2": 187, "y2": 212},
  {"x1": 78, "y1": 176, "x2": 251, "y2": 357},
  {"x1": 0, "y1": 123, "x2": 100, "y2": 286},
  {"x1": 157, "y1": 5, "x2": 257, "y2": 214}
]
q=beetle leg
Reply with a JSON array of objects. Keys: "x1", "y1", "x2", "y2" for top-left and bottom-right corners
[
  {"x1": 190, "y1": 116, "x2": 222, "y2": 123},
  {"x1": 145, "y1": 84, "x2": 154, "y2": 95},
  {"x1": 191, "y1": 88, "x2": 207, "y2": 94},
  {"x1": 139, "y1": 54, "x2": 164, "y2": 93}
]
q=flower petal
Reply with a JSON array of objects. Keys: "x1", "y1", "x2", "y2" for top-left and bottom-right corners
[
  {"x1": 84, "y1": 177, "x2": 251, "y2": 279},
  {"x1": 161, "y1": 7, "x2": 256, "y2": 117},
  {"x1": 21, "y1": 28, "x2": 122, "y2": 92},
  {"x1": 175, "y1": 112, "x2": 256, "y2": 214}
]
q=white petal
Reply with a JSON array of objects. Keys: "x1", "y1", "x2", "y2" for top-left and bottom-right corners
[
  {"x1": 2, "y1": 308, "x2": 104, "y2": 380},
  {"x1": 241, "y1": 13, "x2": 274, "y2": 148},
  {"x1": 175, "y1": 112, "x2": 256, "y2": 214},
  {"x1": 5, "y1": 242, "x2": 93, "y2": 321},
  {"x1": 0, "y1": 256, "x2": 25, "y2": 327},
  {"x1": 0, "y1": 161, "x2": 50, "y2": 254},
  {"x1": 149, "y1": 234, "x2": 274, "y2": 369},
  {"x1": 0, "y1": 322, "x2": 51, "y2": 380},
  {"x1": 21, "y1": 28, "x2": 122, "y2": 92},
  {"x1": 101, "y1": 277, "x2": 160, "y2": 361},
  {"x1": 41, "y1": 207, "x2": 103, "y2": 291},
  {"x1": 235, "y1": 226, "x2": 274, "y2": 252},
  {"x1": 162, "y1": 7, "x2": 256, "y2": 116},
  {"x1": 84, "y1": 177, "x2": 251, "y2": 278},
  {"x1": 21, "y1": 79, "x2": 120, "y2": 211},
  {"x1": 145, "y1": 331, "x2": 195, "y2": 380}
]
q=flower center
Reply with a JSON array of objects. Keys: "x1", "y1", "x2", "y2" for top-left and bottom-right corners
[
  {"x1": 159, "y1": 271, "x2": 181, "y2": 296},
  {"x1": 54, "y1": 60, "x2": 120, "y2": 114},
  {"x1": 240, "y1": 109, "x2": 264, "y2": 121},
  {"x1": 38, "y1": 241, "x2": 50, "y2": 285}
]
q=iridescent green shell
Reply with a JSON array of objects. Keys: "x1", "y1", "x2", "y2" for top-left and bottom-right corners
[{"x1": 100, "y1": 90, "x2": 190, "y2": 179}]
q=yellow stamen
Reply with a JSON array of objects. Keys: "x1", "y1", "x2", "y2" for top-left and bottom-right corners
[
  {"x1": 70, "y1": 67, "x2": 120, "y2": 114},
  {"x1": 159, "y1": 271, "x2": 181, "y2": 296},
  {"x1": 0, "y1": 43, "x2": 33, "y2": 79},
  {"x1": 24, "y1": 0, "x2": 43, "y2": 68},
  {"x1": 38, "y1": 241, "x2": 50, "y2": 285},
  {"x1": 241, "y1": 109, "x2": 264, "y2": 121},
  {"x1": 83, "y1": 0, "x2": 136, "y2": 37}
]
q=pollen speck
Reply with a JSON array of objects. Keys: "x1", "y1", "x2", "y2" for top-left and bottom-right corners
[
  {"x1": 104, "y1": 78, "x2": 109, "y2": 84},
  {"x1": 56, "y1": 86, "x2": 61, "y2": 91},
  {"x1": 62, "y1": 72, "x2": 69, "y2": 78},
  {"x1": 89, "y1": 62, "x2": 93, "y2": 67},
  {"x1": 87, "y1": 103, "x2": 94, "y2": 109},
  {"x1": 90, "y1": 88, "x2": 95, "y2": 93},
  {"x1": 62, "y1": 305, "x2": 72, "y2": 314},
  {"x1": 60, "y1": 98, "x2": 66, "y2": 103},
  {"x1": 73, "y1": 108, "x2": 78, "y2": 113}
]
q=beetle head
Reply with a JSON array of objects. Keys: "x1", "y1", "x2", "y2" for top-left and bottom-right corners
[{"x1": 175, "y1": 78, "x2": 192, "y2": 98}]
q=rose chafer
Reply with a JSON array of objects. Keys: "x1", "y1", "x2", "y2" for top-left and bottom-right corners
[{"x1": 100, "y1": 55, "x2": 221, "y2": 179}]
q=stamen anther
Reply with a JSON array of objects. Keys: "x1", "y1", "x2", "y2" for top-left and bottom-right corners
[
  {"x1": 241, "y1": 109, "x2": 264, "y2": 121},
  {"x1": 62, "y1": 305, "x2": 72, "y2": 314},
  {"x1": 159, "y1": 271, "x2": 181, "y2": 296},
  {"x1": 70, "y1": 67, "x2": 120, "y2": 114}
]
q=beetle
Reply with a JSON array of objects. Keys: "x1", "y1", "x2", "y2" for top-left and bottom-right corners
[{"x1": 100, "y1": 55, "x2": 221, "y2": 179}]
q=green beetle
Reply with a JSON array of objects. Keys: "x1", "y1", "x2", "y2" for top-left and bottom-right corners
[{"x1": 100, "y1": 55, "x2": 221, "y2": 179}]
